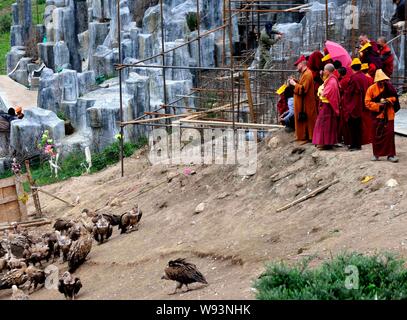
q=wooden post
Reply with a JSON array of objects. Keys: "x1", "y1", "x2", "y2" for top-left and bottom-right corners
[
  {"x1": 243, "y1": 69, "x2": 256, "y2": 123},
  {"x1": 14, "y1": 174, "x2": 28, "y2": 222},
  {"x1": 25, "y1": 160, "x2": 42, "y2": 218}
]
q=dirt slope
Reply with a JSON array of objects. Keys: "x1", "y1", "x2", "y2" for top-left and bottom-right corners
[{"x1": 1, "y1": 131, "x2": 407, "y2": 300}]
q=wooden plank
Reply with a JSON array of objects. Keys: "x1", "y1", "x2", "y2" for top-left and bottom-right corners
[
  {"x1": 243, "y1": 70, "x2": 256, "y2": 123},
  {"x1": 0, "y1": 195, "x2": 18, "y2": 205},
  {"x1": 179, "y1": 118, "x2": 285, "y2": 129},
  {"x1": 0, "y1": 201, "x2": 20, "y2": 223},
  {"x1": 0, "y1": 176, "x2": 17, "y2": 189},
  {"x1": 0, "y1": 218, "x2": 51, "y2": 232}
]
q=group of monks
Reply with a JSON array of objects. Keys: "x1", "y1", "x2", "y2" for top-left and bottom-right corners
[{"x1": 278, "y1": 34, "x2": 400, "y2": 163}]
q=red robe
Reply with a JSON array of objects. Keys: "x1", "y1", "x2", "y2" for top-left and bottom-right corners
[
  {"x1": 277, "y1": 94, "x2": 289, "y2": 116},
  {"x1": 360, "y1": 41, "x2": 382, "y2": 78},
  {"x1": 343, "y1": 71, "x2": 371, "y2": 145},
  {"x1": 338, "y1": 75, "x2": 351, "y2": 143},
  {"x1": 307, "y1": 51, "x2": 324, "y2": 103},
  {"x1": 379, "y1": 44, "x2": 394, "y2": 77},
  {"x1": 312, "y1": 75, "x2": 340, "y2": 146}
]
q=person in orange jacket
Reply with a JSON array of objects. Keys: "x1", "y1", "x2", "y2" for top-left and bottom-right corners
[{"x1": 365, "y1": 69, "x2": 399, "y2": 162}]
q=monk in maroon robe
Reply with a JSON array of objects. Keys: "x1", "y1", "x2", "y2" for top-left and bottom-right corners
[
  {"x1": 307, "y1": 51, "x2": 324, "y2": 102},
  {"x1": 312, "y1": 64, "x2": 340, "y2": 149},
  {"x1": 342, "y1": 61, "x2": 370, "y2": 150},
  {"x1": 338, "y1": 67, "x2": 351, "y2": 144}
]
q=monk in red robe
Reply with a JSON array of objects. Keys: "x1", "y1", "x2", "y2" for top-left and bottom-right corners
[
  {"x1": 307, "y1": 51, "x2": 324, "y2": 102},
  {"x1": 377, "y1": 37, "x2": 394, "y2": 77},
  {"x1": 338, "y1": 67, "x2": 351, "y2": 144},
  {"x1": 342, "y1": 58, "x2": 370, "y2": 150},
  {"x1": 359, "y1": 34, "x2": 383, "y2": 78},
  {"x1": 289, "y1": 56, "x2": 317, "y2": 144},
  {"x1": 312, "y1": 64, "x2": 340, "y2": 149},
  {"x1": 365, "y1": 69, "x2": 399, "y2": 162}
]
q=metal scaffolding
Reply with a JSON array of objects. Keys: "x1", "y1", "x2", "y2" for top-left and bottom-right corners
[{"x1": 113, "y1": 0, "x2": 405, "y2": 177}]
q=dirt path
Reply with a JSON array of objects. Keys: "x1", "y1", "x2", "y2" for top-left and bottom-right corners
[
  {"x1": 1, "y1": 132, "x2": 407, "y2": 300},
  {"x1": 0, "y1": 75, "x2": 37, "y2": 110}
]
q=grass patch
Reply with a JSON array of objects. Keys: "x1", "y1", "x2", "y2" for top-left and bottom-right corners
[
  {"x1": 0, "y1": 31, "x2": 10, "y2": 74},
  {"x1": 0, "y1": 136, "x2": 148, "y2": 188},
  {"x1": 0, "y1": 1, "x2": 46, "y2": 74},
  {"x1": 254, "y1": 252, "x2": 407, "y2": 300}
]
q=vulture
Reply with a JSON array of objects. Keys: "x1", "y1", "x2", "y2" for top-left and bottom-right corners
[
  {"x1": 118, "y1": 205, "x2": 143, "y2": 234},
  {"x1": 11, "y1": 285, "x2": 29, "y2": 300},
  {"x1": 25, "y1": 265, "x2": 46, "y2": 292},
  {"x1": 67, "y1": 222, "x2": 87, "y2": 241},
  {"x1": 22, "y1": 242, "x2": 49, "y2": 267},
  {"x1": 54, "y1": 231, "x2": 72, "y2": 262},
  {"x1": 67, "y1": 234, "x2": 92, "y2": 273},
  {"x1": 58, "y1": 271, "x2": 82, "y2": 300},
  {"x1": 161, "y1": 258, "x2": 208, "y2": 294},
  {"x1": 53, "y1": 218, "x2": 75, "y2": 234},
  {"x1": 91, "y1": 213, "x2": 121, "y2": 226},
  {"x1": 92, "y1": 214, "x2": 113, "y2": 244},
  {"x1": 0, "y1": 257, "x2": 7, "y2": 272},
  {"x1": 0, "y1": 241, "x2": 6, "y2": 258},
  {"x1": 0, "y1": 267, "x2": 28, "y2": 289},
  {"x1": 5, "y1": 243, "x2": 27, "y2": 270},
  {"x1": 2, "y1": 230, "x2": 33, "y2": 258},
  {"x1": 41, "y1": 232, "x2": 59, "y2": 262}
]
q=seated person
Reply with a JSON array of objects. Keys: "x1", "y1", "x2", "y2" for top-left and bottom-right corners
[
  {"x1": 279, "y1": 84, "x2": 295, "y2": 131},
  {"x1": 15, "y1": 106, "x2": 24, "y2": 119}
]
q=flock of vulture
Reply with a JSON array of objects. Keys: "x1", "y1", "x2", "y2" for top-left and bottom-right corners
[{"x1": 0, "y1": 204, "x2": 208, "y2": 300}]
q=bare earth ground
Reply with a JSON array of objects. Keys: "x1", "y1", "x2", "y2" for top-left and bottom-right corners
[
  {"x1": 0, "y1": 75, "x2": 37, "y2": 109},
  {"x1": 1, "y1": 130, "x2": 407, "y2": 300}
]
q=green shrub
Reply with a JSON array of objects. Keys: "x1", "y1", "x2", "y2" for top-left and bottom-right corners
[
  {"x1": 37, "y1": 0, "x2": 46, "y2": 4},
  {"x1": 0, "y1": 14, "x2": 11, "y2": 33},
  {"x1": 57, "y1": 111, "x2": 67, "y2": 121},
  {"x1": 186, "y1": 12, "x2": 197, "y2": 32},
  {"x1": 254, "y1": 252, "x2": 407, "y2": 300}
]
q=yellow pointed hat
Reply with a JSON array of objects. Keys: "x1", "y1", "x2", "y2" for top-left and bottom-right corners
[
  {"x1": 359, "y1": 42, "x2": 372, "y2": 52},
  {"x1": 361, "y1": 63, "x2": 369, "y2": 71},
  {"x1": 351, "y1": 57, "x2": 362, "y2": 66},
  {"x1": 374, "y1": 69, "x2": 390, "y2": 83},
  {"x1": 321, "y1": 54, "x2": 331, "y2": 62},
  {"x1": 276, "y1": 84, "x2": 287, "y2": 95}
]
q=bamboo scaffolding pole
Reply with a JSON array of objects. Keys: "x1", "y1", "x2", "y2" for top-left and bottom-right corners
[
  {"x1": 32, "y1": 187, "x2": 75, "y2": 207},
  {"x1": 121, "y1": 100, "x2": 248, "y2": 126},
  {"x1": 276, "y1": 179, "x2": 340, "y2": 213},
  {"x1": 179, "y1": 118, "x2": 284, "y2": 129}
]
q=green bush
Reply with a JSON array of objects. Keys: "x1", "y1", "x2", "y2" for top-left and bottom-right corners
[
  {"x1": 186, "y1": 12, "x2": 197, "y2": 32},
  {"x1": 37, "y1": 0, "x2": 46, "y2": 4},
  {"x1": 254, "y1": 252, "x2": 407, "y2": 300},
  {"x1": 0, "y1": 14, "x2": 11, "y2": 33}
]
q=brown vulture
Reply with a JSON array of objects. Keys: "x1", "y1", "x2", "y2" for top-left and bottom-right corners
[
  {"x1": 58, "y1": 271, "x2": 82, "y2": 300},
  {"x1": 54, "y1": 231, "x2": 72, "y2": 262},
  {"x1": 25, "y1": 265, "x2": 46, "y2": 292},
  {"x1": 67, "y1": 234, "x2": 92, "y2": 273},
  {"x1": 118, "y1": 205, "x2": 143, "y2": 234},
  {"x1": 53, "y1": 218, "x2": 75, "y2": 234},
  {"x1": 0, "y1": 267, "x2": 28, "y2": 289},
  {"x1": 161, "y1": 258, "x2": 208, "y2": 294},
  {"x1": 92, "y1": 214, "x2": 113, "y2": 244}
]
